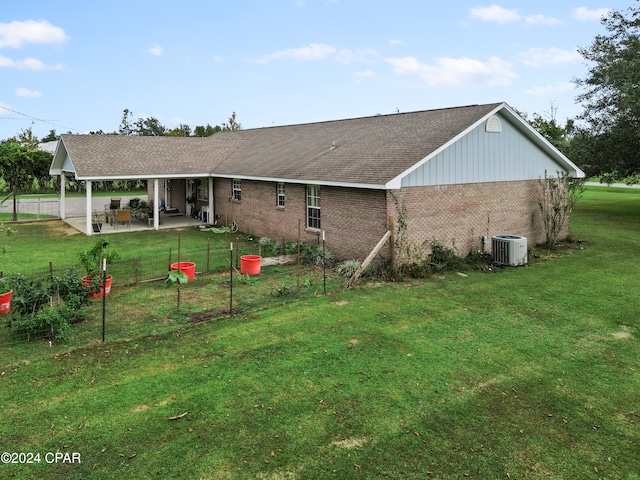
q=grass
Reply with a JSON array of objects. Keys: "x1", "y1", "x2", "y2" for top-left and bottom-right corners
[{"x1": 1, "y1": 186, "x2": 639, "y2": 479}]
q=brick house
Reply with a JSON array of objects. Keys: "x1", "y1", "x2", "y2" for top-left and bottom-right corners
[{"x1": 50, "y1": 102, "x2": 584, "y2": 260}]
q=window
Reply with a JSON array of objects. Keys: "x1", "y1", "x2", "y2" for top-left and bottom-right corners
[
  {"x1": 277, "y1": 183, "x2": 285, "y2": 207},
  {"x1": 232, "y1": 179, "x2": 241, "y2": 202},
  {"x1": 196, "y1": 179, "x2": 208, "y2": 201},
  {"x1": 306, "y1": 185, "x2": 320, "y2": 229}
]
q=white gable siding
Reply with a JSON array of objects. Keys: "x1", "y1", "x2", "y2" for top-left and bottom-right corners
[{"x1": 400, "y1": 113, "x2": 564, "y2": 187}]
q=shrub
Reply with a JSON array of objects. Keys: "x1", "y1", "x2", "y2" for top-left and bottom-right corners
[
  {"x1": 337, "y1": 260, "x2": 361, "y2": 278},
  {"x1": 9, "y1": 268, "x2": 89, "y2": 341},
  {"x1": 300, "y1": 243, "x2": 334, "y2": 267}
]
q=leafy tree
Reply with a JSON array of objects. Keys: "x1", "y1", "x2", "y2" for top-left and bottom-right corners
[
  {"x1": 0, "y1": 142, "x2": 52, "y2": 219},
  {"x1": 41, "y1": 129, "x2": 58, "y2": 142},
  {"x1": 222, "y1": 111, "x2": 242, "y2": 131},
  {"x1": 119, "y1": 108, "x2": 134, "y2": 136},
  {"x1": 193, "y1": 123, "x2": 222, "y2": 137},
  {"x1": 16, "y1": 127, "x2": 39, "y2": 149},
  {"x1": 573, "y1": 3, "x2": 640, "y2": 176},
  {"x1": 167, "y1": 124, "x2": 193, "y2": 137},
  {"x1": 523, "y1": 103, "x2": 574, "y2": 155},
  {"x1": 134, "y1": 116, "x2": 166, "y2": 136}
]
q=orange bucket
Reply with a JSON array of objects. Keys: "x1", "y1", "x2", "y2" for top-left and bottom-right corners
[
  {"x1": 240, "y1": 255, "x2": 262, "y2": 275},
  {"x1": 171, "y1": 262, "x2": 196, "y2": 282}
]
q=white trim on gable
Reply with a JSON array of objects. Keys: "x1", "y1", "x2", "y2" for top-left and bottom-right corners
[{"x1": 385, "y1": 103, "x2": 584, "y2": 189}]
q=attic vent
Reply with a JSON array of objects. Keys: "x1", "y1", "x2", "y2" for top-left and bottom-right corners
[{"x1": 485, "y1": 116, "x2": 502, "y2": 133}]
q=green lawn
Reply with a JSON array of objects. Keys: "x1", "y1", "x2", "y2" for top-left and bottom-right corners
[{"x1": 1, "y1": 186, "x2": 639, "y2": 479}]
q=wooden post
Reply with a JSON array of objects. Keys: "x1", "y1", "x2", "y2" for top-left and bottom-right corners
[
  {"x1": 207, "y1": 238, "x2": 211, "y2": 272},
  {"x1": 346, "y1": 231, "x2": 392, "y2": 289},
  {"x1": 297, "y1": 219, "x2": 301, "y2": 288}
]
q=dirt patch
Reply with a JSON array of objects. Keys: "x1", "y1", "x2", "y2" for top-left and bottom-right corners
[
  {"x1": 188, "y1": 307, "x2": 232, "y2": 323},
  {"x1": 331, "y1": 437, "x2": 367, "y2": 449},
  {"x1": 613, "y1": 325, "x2": 634, "y2": 340},
  {"x1": 347, "y1": 337, "x2": 359, "y2": 345},
  {"x1": 333, "y1": 300, "x2": 349, "y2": 306}
]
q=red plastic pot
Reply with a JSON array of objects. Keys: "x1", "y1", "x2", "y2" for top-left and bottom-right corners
[
  {"x1": 82, "y1": 275, "x2": 112, "y2": 299},
  {"x1": 0, "y1": 289, "x2": 12, "y2": 315},
  {"x1": 171, "y1": 262, "x2": 196, "y2": 282},
  {"x1": 240, "y1": 255, "x2": 262, "y2": 275}
]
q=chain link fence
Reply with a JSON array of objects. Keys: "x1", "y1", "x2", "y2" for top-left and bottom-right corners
[{"x1": 0, "y1": 194, "x2": 60, "y2": 220}]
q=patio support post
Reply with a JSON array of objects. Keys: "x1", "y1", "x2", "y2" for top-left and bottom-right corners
[
  {"x1": 208, "y1": 177, "x2": 214, "y2": 223},
  {"x1": 60, "y1": 173, "x2": 66, "y2": 220},
  {"x1": 85, "y1": 180, "x2": 93, "y2": 236},
  {"x1": 153, "y1": 179, "x2": 160, "y2": 230}
]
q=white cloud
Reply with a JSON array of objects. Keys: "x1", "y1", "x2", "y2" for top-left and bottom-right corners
[
  {"x1": 354, "y1": 69, "x2": 375, "y2": 84},
  {"x1": 252, "y1": 43, "x2": 376, "y2": 64},
  {"x1": 148, "y1": 45, "x2": 163, "y2": 56},
  {"x1": 0, "y1": 54, "x2": 62, "y2": 70},
  {"x1": 524, "y1": 14, "x2": 562, "y2": 26},
  {"x1": 389, "y1": 39, "x2": 404, "y2": 46},
  {"x1": 469, "y1": 5, "x2": 561, "y2": 26},
  {"x1": 469, "y1": 5, "x2": 521, "y2": 24},
  {"x1": 213, "y1": 55, "x2": 225, "y2": 62},
  {"x1": 0, "y1": 20, "x2": 68, "y2": 48},
  {"x1": 525, "y1": 82, "x2": 575, "y2": 96},
  {"x1": 16, "y1": 87, "x2": 42, "y2": 97},
  {"x1": 518, "y1": 47, "x2": 580, "y2": 68},
  {"x1": 253, "y1": 43, "x2": 336, "y2": 63},
  {"x1": 386, "y1": 55, "x2": 517, "y2": 87},
  {"x1": 572, "y1": 7, "x2": 611, "y2": 22}
]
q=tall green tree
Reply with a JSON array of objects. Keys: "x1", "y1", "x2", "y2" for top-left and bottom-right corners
[
  {"x1": 573, "y1": 3, "x2": 640, "y2": 176},
  {"x1": 0, "y1": 142, "x2": 52, "y2": 220}
]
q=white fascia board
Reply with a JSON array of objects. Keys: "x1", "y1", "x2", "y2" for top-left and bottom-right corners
[
  {"x1": 49, "y1": 138, "x2": 67, "y2": 175},
  {"x1": 77, "y1": 173, "x2": 212, "y2": 181},
  {"x1": 384, "y1": 103, "x2": 507, "y2": 189},
  {"x1": 210, "y1": 173, "x2": 386, "y2": 190}
]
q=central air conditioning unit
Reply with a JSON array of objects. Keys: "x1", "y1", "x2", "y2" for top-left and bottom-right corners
[{"x1": 492, "y1": 235, "x2": 528, "y2": 266}]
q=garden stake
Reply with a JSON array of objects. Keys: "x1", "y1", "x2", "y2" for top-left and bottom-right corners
[
  {"x1": 101, "y1": 259, "x2": 107, "y2": 342},
  {"x1": 323, "y1": 230, "x2": 326, "y2": 294},
  {"x1": 229, "y1": 242, "x2": 233, "y2": 315}
]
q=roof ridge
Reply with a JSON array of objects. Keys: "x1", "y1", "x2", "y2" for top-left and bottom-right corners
[{"x1": 238, "y1": 102, "x2": 505, "y2": 133}]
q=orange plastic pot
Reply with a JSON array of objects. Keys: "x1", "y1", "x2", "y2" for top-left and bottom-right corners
[
  {"x1": 171, "y1": 262, "x2": 196, "y2": 282},
  {"x1": 240, "y1": 255, "x2": 262, "y2": 275},
  {"x1": 0, "y1": 289, "x2": 12, "y2": 315}
]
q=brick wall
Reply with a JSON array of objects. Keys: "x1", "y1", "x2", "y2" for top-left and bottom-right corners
[
  {"x1": 213, "y1": 179, "x2": 388, "y2": 260},
  {"x1": 387, "y1": 180, "x2": 560, "y2": 256}
]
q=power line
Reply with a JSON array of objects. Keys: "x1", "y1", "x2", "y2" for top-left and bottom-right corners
[{"x1": 0, "y1": 105, "x2": 77, "y2": 132}]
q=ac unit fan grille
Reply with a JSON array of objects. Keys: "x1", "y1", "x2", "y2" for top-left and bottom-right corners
[{"x1": 492, "y1": 235, "x2": 527, "y2": 266}]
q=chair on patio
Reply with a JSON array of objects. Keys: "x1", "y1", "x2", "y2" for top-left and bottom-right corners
[
  {"x1": 105, "y1": 198, "x2": 121, "y2": 226},
  {"x1": 115, "y1": 209, "x2": 131, "y2": 230}
]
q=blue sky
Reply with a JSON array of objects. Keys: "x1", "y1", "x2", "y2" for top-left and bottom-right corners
[{"x1": 0, "y1": 0, "x2": 628, "y2": 140}]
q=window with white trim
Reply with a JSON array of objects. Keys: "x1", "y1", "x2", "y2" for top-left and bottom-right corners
[
  {"x1": 232, "y1": 179, "x2": 241, "y2": 202},
  {"x1": 196, "y1": 179, "x2": 208, "y2": 201},
  {"x1": 306, "y1": 185, "x2": 320, "y2": 229},
  {"x1": 277, "y1": 183, "x2": 285, "y2": 207}
]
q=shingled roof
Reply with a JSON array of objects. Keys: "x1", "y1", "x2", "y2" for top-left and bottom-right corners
[{"x1": 53, "y1": 102, "x2": 576, "y2": 188}]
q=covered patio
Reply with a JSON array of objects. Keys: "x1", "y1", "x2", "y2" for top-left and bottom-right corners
[
  {"x1": 59, "y1": 193, "x2": 206, "y2": 234},
  {"x1": 49, "y1": 135, "x2": 216, "y2": 236}
]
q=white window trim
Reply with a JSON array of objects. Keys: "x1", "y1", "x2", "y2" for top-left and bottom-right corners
[
  {"x1": 277, "y1": 182, "x2": 285, "y2": 207},
  {"x1": 306, "y1": 185, "x2": 321, "y2": 230}
]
